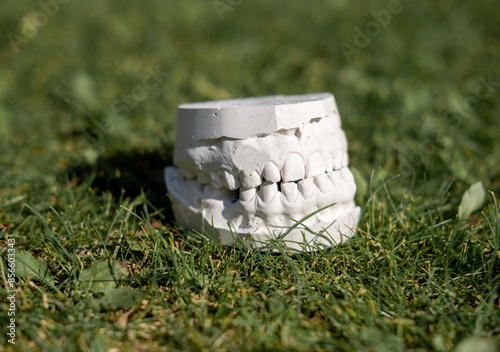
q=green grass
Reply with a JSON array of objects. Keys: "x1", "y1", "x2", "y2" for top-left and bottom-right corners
[{"x1": 1, "y1": 0, "x2": 499, "y2": 350}]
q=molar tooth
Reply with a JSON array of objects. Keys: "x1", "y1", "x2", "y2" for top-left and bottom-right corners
[
  {"x1": 314, "y1": 174, "x2": 331, "y2": 194},
  {"x1": 240, "y1": 187, "x2": 256, "y2": 202},
  {"x1": 262, "y1": 162, "x2": 281, "y2": 183},
  {"x1": 281, "y1": 153, "x2": 305, "y2": 182},
  {"x1": 241, "y1": 170, "x2": 262, "y2": 188},
  {"x1": 325, "y1": 153, "x2": 334, "y2": 173},
  {"x1": 209, "y1": 171, "x2": 223, "y2": 189},
  {"x1": 282, "y1": 182, "x2": 299, "y2": 203},
  {"x1": 260, "y1": 181, "x2": 277, "y2": 204},
  {"x1": 222, "y1": 170, "x2": 240, "y2": 190},
  {"x1": 332, "y1": 150, "x2": 343, "y2": 170},
  {"x1": 298, "y1": 178, "x2": 314, "y2": 200},
  {"x1": 305, "y1": 152, "x2": 325, "y2": 178}
]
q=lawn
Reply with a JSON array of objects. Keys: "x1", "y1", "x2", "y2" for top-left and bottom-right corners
[{"x1": 1, "y1": 0, "x2": 499, "y2": 350}]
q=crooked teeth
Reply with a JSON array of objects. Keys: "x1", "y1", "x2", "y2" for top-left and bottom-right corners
[
  {"x1": 298, "y1": 178, "x2": 314, "y2": 200},
  {"x1": 305, "y1": 152, "x2": 325, "y2": 178},
  {"x1": 314, "y1": 173, "x2": 331, "y2": 194},
  {"x1": 190, "y1": 148, "x2": 350, "y2": 214},
  {"x1": 262, "y1": 162, "x2": 281, "y2": 183},
  {"x1": 241, "y1": 170, "x2": 262, "y2": 188},
  {"x1": 260, "y1": 181, "x2": 278, "y2": 203},
  {"x1": 193, "y1": 148, "x2": 347, "y2": 193},
  {"x1": 282, "y1": 182, "x2": 299, "y2": 203},
  {"x1": 227, "y1": 168, "x2": 356, "y2": 223},
  {"x1": 222, "y1": 170, "x2": 240, "y2": 190},
  {"x1": 210, "y1": 171, "x2": 223, "y2": 189},
  {"x1": 281, "y1": 153, "x2": 305, "y2": 182}
]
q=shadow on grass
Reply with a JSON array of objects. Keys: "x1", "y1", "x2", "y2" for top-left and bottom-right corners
[{"x1": 71, "y1": 148, "x2": 174, "y2": 218}]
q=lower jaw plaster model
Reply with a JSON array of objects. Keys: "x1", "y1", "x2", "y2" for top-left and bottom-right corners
[{"x1": 165, "y1": 93, "x2": 360, "y2": 251}]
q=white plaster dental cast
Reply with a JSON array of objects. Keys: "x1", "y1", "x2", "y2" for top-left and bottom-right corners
[{"x1": 165, "y1": 93, "x2": 361, "y2": 251}]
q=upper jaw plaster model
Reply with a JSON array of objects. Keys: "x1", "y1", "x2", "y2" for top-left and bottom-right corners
[{"x1": 165, "y1": 93, "x2": 360, "y2": 251}]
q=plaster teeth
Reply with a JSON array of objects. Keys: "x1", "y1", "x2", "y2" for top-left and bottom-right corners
[
  {"x1": 332, "y1": 150, "x2": 343, "y2": 170},
  {"x1": 240, "y1": 187, "x2": 256, "y2": 202},
  {"x1": 305, "y1": 152, "x2": 325, "y2": 178},
  {"x1": 314, "y1": 174, "x2": 331, "y2": 194},
  {"x1": 340, "y1": 168, "x2": 355, "y2": 189},
  {"x1": 298, "y1": 178, "x2": 314, "y2": 200},
  {"x1": 282, "y1": 182, "x2": 299, "y2": 203},
  {"x1": 197, "y1": 173, "x2": 211, "y2": 185},
  {"x1": 167, "y1": 93, "x2": 361, "y2": 250},
  {"x1": 209, "y1": 171, "x2": 223, "y2": 189},
  {"x1": 260, "y1": 181, "x2": 277, "y2": 204},
  {"x1": 222, "y1": 170, "x2": 240, "y2": 190},
  {"x1": 281, "y1": 153, "x2": 305, "y2": 182},
  {"x1": 328, "y1": 170, "x2": 341, "y2": 189},
  {"x1": 325, "y1": 153, "x2": 334, "y2": 173},
  {"x1": 262, "y1": 162, "x2": 281, "y2": 183},
  {"x1": 241, "y1": 170, "x2": 262, "y2": 188}
]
